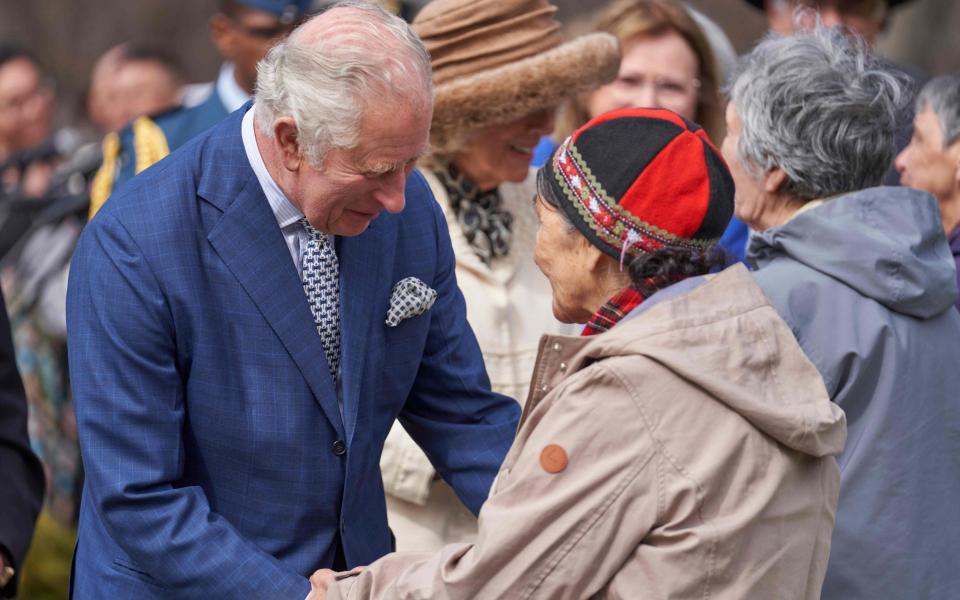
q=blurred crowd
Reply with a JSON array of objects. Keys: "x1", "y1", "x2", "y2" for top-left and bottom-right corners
[{"x1": 1, "y1": 0, "x2": 958, "y2": 598}]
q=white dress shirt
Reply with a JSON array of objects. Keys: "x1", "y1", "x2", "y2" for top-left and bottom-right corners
[
  {"x1": 241, "y1": 105, "x2": 344, "y2": 412},
  {"x1": 217, "y1": 63, "x2": 252, "y2": 114},
  {"x1": 241, "y1": 105, "x2": 332, "y2": 278}
]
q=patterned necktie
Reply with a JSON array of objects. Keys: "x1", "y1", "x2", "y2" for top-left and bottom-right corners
[{"x1": 299, "y1": 218, "x2": 341, "y2": 381}]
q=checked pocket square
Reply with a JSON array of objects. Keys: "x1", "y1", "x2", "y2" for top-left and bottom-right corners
[{"x1": 385, "y1": 277, "x2": 438, "y2": 327}]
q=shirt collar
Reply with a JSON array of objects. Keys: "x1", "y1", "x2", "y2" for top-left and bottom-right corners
[
  {"x1": 217, "y1": 62, "x2": 252, "y2": 114},
  {"x1": 241, "y1": 105, "x2": 303, "y2": 229}
]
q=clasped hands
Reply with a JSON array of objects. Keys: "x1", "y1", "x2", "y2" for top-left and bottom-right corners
[{"x1": 305, "y1": 566, "x2": 364, "y2": 600}]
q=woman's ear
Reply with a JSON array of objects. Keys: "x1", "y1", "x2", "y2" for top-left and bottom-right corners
[
  {"x1": 582, "y1": 239, "x2": 619, "y2": 278},
  {"x1": 274, "y1": 117, "x2": 302, "y2": 172},
  {"x1": 764, "y1": 166, "x2": 788, "y2": 194},
  {"x1": 584, "y1": 242, "x2": 604, "y2": 272}
]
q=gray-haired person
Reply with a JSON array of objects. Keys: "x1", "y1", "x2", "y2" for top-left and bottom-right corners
[
  {"x1": 896, "y1": 74, "x2": 960, "y2": 312},
  {"x1": 720, "y1": 25, "x2": 960, "y2": 600}
]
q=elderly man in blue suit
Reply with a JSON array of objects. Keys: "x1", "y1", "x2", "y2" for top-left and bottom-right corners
[{"x1": 66, "y1": 3, "x2": 520, "y2": 598}]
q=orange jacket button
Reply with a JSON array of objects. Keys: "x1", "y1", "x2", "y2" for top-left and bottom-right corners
[{"x1": 540, "y1": 444, "x2": 568, "y2": 473}]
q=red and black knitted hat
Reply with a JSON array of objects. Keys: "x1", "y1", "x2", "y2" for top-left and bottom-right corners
[{"x1": 544, "y1": 107, "x2": 734, "y2": 263}]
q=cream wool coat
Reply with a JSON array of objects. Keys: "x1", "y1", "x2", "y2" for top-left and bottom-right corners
[
  {"x1": 380, "y1": 169, "x2": 572, "y2": 551},
  {"x1": 333, "y1": 265, "x2": 847, "y2": 599}
]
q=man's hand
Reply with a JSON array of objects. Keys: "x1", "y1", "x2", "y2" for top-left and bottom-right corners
[
  {"x1": 306, "y1": 569, "x2": 335, "y2": 600},
  {"x1": 306, "y1": 567, "x2": 364, "y2": 600},
  {"x1": 0, "y1": 551, "x2": 14, "y2": 588}
]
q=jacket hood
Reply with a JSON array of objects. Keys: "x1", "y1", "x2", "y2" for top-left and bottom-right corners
[
  {"x1": 568, "y1": 265, "x2": 846, "y2": 458},
  {"x1": 749, "y1": 187, "x2": 958, "y2": 319}
]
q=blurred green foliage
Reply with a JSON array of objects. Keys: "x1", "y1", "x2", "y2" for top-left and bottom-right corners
[{"x1": 16, "y1": 512, "x2": 75, "y2": 600}]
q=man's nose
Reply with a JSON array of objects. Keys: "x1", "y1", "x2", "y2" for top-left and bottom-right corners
[
  {"x1": 894, "y1": 147, "x2": 908, "y2": 173},
  {"x1": 635, "y1": 84, "x2": 658, "y2": 110},
  {"x1": 376, "y1": 171, "x2": 407, "y2": 214}
]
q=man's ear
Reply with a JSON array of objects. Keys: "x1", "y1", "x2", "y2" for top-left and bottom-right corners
[
  {"x1": 764, "y1": 166, "x2": 787, "y2": 194},
  {"x1": 210, "y1": 14, "x2": 236, "y2": 61},
  {"x1": 274, "y1": 117, "x2": 302, "y2": 172}
]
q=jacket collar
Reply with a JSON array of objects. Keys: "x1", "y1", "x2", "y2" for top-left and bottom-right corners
[
  {"x1": 522, "y1": 265, "x2": 846, "y2": 458},
  {"x1": 200, "y1": 106, "x2": 345, "y2": 436}
]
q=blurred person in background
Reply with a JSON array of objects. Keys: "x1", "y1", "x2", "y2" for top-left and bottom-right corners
[
  {"x1": 537, "y1": 0, "x2": 752, "y2": 261},
  {"x1": 89, "y1": 0, "x2": 311, "y2": 217},
  {"x1": 86, "y1": 45, "x2": 129, "y2": 135},
  {"x1": 307, "y1": 108, "x2": 845, "y2": 600},
  {"x1": 743, "y1": 0, "x2": 922, "y2": 187},
  {"x1": 87, "y1": 43, "x2": 185, "y2": 135},
  {"x1": 896, "y1": 73, "x2": 960, "y2": 312},
  {"x1": 723, "y1": 24, "x2": 960, "y2": 599},
  {"x1": 751, "y1": 0, "x2": 909, "y2": 46},
  {"x1": 0, "y1": 46, "x2": 54, "y2": 167},
  {"x1": 531, "y1": 0, "x2": 725, "y2": 161},
  {"x1": 567, "y1": 0, "x2": 724, "y2": 143},
  {"x1": 0, "y1": 48, "x2": 188, "y2": 545},
  {"x1": 87, "y1": 43, "x2": 187, "y2": 215},
  {"x1": 0, "y1": 46, "x2": 88, "y2": 553},
  {"x1": 0, "y1": 45, "x2": 75, "y2": 202},
  {"x1": 378, "y1": 0, "x2": 618, "y2": 553},
  {"x1": 0, "y1": 289, "x2": 45, "y2": 599}
]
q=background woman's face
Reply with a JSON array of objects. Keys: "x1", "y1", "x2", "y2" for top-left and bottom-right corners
[
  {"x1": 452, "y1": 108, "x2": 556, "y2": 191},
  {"x1": 587, "y1": 30, "x2": 700, "y2": 121}
]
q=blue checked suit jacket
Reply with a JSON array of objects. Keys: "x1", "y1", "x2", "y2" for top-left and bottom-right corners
[{"x1": 66, "y1": 105, "x2": 520, "y2": 599}]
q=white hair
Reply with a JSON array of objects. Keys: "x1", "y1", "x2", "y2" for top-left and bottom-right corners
[
  {"x1": 254, "y1": 0, "x2": 432, "y2": 166},
  {"x1": 727, "y1": 23, "x2": 910, "y2": 200},
  {"x1": 917, "y1": 74, "x2": 960, "y2": 148}
]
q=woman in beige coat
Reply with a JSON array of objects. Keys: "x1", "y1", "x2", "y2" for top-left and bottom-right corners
[
  {"x1": 380, "y1": 0, "x2": 620, "y2": 552},
  {"x1": 322, "y1": 109, "x2": 846, "y2": 599}
]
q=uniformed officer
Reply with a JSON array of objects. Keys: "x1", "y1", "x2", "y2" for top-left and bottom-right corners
[{"x1": 89, "y1": 0, "x2": 312, "y2": 217}]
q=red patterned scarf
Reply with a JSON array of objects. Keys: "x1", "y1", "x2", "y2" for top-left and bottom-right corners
[{"x1": 581, "y1": 286, "x2": 647, "y2": 336}]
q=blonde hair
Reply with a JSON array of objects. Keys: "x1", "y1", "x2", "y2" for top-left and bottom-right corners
[{"x1": 558, "y1": 0, "x2": 724, "y2": 144}]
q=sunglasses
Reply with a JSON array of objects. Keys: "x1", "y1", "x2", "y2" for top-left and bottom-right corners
[{"x1": 229, "y1": 17, "x2": 297, "y2": 40}]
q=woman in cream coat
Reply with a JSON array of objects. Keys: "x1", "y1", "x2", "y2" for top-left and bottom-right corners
[{"x1": 379, "y1": 0, "x2": 620, "y2": 551}]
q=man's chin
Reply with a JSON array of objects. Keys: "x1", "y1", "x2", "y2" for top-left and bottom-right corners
[{"x1": 332, "y1": 210, "x2": 379, "y2": 236}]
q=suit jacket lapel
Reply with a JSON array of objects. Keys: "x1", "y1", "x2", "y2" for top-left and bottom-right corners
[
  {"x1": 338, "y1": 218, "x2": 395, "y2": 444},
  {"x1": 201, "y1": 125, "x2": 344, "y2": 436}
]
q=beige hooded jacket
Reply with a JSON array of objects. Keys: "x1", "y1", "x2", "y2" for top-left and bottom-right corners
[{"x1": 330, "y1": 265, "x2": 846, "y2": 600}]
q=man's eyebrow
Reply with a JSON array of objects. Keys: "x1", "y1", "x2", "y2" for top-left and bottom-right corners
[
  {"x1": 364, "y1": 159, "x2": 407, "y2": 174},
  {"x1": 364, "y1": 150, "x2": 428, "y2": 174}
]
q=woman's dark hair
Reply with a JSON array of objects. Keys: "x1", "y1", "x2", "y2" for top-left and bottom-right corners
[
  {"x1": 625, "y1": 244, "x2": 726, "y2": 297},
  {"x1": 535, "y1": 166, "x2": 570, "y2": 223},
  {"x1": 536, "y1": 166, "x2": 727, "y2": 297}
]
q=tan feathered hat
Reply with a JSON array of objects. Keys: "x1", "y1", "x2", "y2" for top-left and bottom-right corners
[{"x1": 413, "y1": 0, "x2": 621, "y2": 148}]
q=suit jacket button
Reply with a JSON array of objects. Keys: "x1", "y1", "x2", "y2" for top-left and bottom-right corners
[{"x1": 332, "y1": 440, "x2": 347, "y2": 456}]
